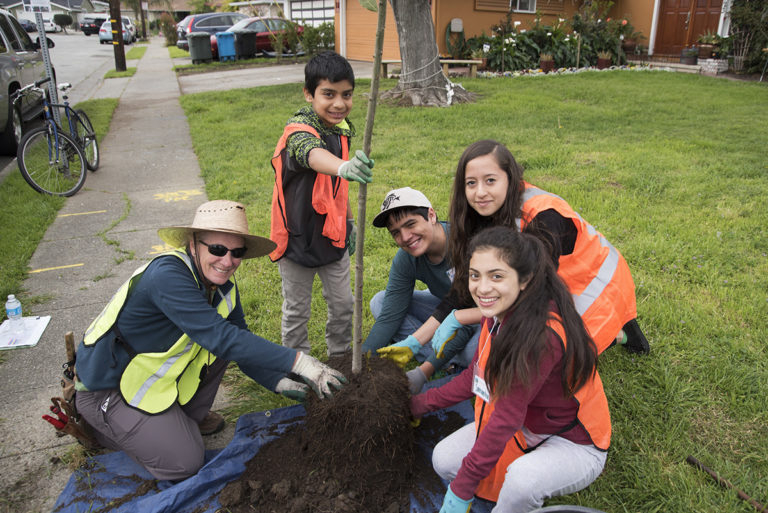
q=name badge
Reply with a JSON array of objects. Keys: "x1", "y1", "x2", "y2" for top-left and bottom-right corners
[{"x1": 472, "y1": 364, "x2": 490, "y2": 403}]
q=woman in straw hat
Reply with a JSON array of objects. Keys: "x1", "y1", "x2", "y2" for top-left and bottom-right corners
[{"x1": 73, "y1": 200, "x2": 345, "y2": 481}]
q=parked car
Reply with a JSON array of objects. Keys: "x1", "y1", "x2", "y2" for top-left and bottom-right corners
[
  {"x1": 0, "y1": 9, "x2": 54, "y2": 155},
  {"x1": 81, "y1": 16, "x2": 106, "y2": 36},
  {"x1": 41, "y1": 19, "x2": 61, "y2": 33},
  {"x1": 176, "y1": 11, "x2": 246, "y2": 50},
  {"x1": 18, "y1": 18, "x2": 36, "y2": 32},
  {"x1": 122, "y1": 16, "x2": 137, "y2": 42},
  {"x1": 210, "y1": 17, "x2": 304, "y2": 58},
  {"x1": 98, "y1": 20, "x2": 132, "y2": 45}
]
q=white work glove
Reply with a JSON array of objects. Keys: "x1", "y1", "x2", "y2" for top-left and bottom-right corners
[
  {"x1": 275, "y1": 377, "x2": 309, "y2": 402},
  {"x1": 336, "y1": 150, "x2": 374, "y2": 183},
  {"x1": 291, "y1": 351, "x2": 347, "y2": 399}
]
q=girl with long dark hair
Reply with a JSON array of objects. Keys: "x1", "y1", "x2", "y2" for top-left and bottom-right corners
[
  {"x1": 429, "y1": 139, "x2": 649, "y2": 359},
  {"x1": 411, "y1": 226, "x2": 610, "y2": 512}
]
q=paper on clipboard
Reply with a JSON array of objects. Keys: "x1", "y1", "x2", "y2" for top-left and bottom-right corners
[{"x1": 0, "y1": 315, "x2": 51, "y2": 350}]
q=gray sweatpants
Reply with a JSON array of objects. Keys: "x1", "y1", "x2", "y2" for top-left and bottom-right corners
[
  {"x1": 74, "y1": 357, "x2": 228, "y2": 481},
  {"x1": 278, "y1": 253, "x2": 353, "y2": 356}
]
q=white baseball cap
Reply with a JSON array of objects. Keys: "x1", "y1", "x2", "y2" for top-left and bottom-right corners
[{"x1": 372, "y1": 187, "x2": 432, "y2": 228}]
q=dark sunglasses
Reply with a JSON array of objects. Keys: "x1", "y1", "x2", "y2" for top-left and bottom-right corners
[{"x1": 199, "y1": 240, "x2": 247, "y2": 259}]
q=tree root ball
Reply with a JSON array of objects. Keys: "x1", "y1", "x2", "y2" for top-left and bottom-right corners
[{"x1": 217, "y1": 354, "x2": 448, "y2": 513}]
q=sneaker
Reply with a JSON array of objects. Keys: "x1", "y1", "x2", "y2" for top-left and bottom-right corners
[
  {"x1": 621, "y1": 319, "x2": 650, "y2": 355},
  {"x1": 198, "y1": 411, "x2": 225, "y2": 436}
]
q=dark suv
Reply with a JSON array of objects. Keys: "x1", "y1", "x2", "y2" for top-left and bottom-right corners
[
  {"x1": 81, "y1": 16, "x2": 106, "y2": 36},
  {"x1": 176, "y1": 12, "x2": 246, "y2": 50},
  {"x1": 0, "y1": 9, "x2": 52, "y2": 155}
]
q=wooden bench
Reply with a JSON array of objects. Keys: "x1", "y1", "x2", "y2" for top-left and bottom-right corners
[{"x1": 380, "y1": 59, "x2": 483, "y2": 78}]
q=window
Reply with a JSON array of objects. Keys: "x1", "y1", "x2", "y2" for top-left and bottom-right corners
[
  {"x1": 0, "y1": 15, "x2": 21, "y2": 51},
  {"x1": 512, "y1": 0, "x2": 535, "y2": 13},
  {"x1": 248, "y1": 20, "x2": 268, "y2": 32},
  {"x1": 289, "y1": 0, "x2": 333, "y2": 27},
  {"x1": 8, "y1": 16, "x2": 35, "y2": 51}
]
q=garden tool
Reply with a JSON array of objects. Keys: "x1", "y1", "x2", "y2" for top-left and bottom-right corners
[
  {"x1": 42, "y1": 397, "x2": 101, "y2": 450},
  {"x1": 41, "y1": 331, "x2": 101, "y2": 450}
]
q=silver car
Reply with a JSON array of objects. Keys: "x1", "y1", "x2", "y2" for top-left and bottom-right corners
[{"x1": 0, "y1": 9, "x2": 52, "y2": 155}]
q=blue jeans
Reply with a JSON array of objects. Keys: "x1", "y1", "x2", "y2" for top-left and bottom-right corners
[{"x1": 369, "y1": 289, "x2": 478, "y2": 370}]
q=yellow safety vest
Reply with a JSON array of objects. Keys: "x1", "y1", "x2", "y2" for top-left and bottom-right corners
[{"x1": 82, "y1": 250, "x2": 236, "y2": 414}]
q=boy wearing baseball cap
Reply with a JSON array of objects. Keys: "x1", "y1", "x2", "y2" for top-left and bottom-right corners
[{"x1": 363, "y1": 188, "x2": 478, "y2": 394}]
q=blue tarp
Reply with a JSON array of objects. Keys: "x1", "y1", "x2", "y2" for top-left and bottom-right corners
[{"x1": 53, "y1": 379, "x2": 495, "y2": 513}]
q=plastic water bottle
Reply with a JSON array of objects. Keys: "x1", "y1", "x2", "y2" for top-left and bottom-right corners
[{"x1": 5, "y1": 294, "x2": 23, "y2": 334}]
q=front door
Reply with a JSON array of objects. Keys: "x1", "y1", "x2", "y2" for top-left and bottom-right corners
[{"x1": 655, "y1": 0, "x2": 722, "y2": 55}]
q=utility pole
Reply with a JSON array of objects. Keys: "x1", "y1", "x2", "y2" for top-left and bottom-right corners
[
  {"x1": 140, "y1": 1, "x2": 147, "y2": 40},
  {"x1": 109, "y1": 0, "x2": 126, "y2": 71}
]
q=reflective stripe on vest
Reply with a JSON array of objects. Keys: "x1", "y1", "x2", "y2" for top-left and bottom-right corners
[
  {"x1": 84, "y1": 250, "x2": 236, "y2": 414},
  {"x1": 472, "y1": 315, "x2": 611, "y2": 501},
  {"x1": 517, "y1": 183, "x2": 637, "y2": 352}
]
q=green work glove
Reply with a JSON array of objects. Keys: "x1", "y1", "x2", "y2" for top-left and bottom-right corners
[
  {"x1": 336, "y1": 150, "x2": 374, "y2": 184},
  {"x1": 377, "y1": 335, "x2": 421, "y2": 368},
  {"x1": 291, "y1": 352, "x2": 347, "y2": 399},
  {"x1": 275, "y1": 376, "x2": 309, "y2": 402},
  {"x1": 348, "y1": 221, "x2": 356, "y2": 256},
  {"x1": 431, "y1": 310, "x2": 462, "y2": 358}
]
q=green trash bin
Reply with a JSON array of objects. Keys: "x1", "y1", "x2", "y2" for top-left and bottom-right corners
[
  {"x1": 233, "y1": 29, "x2": 257, "y2": 59},
  {"x1": 215, "y1": 31, "x2": 236, "y2": 62},
  {"x1": 187, "y1": 32, "x2": 212, "y2": 64}
]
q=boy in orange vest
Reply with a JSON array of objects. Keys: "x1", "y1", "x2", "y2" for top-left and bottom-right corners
[{"x1": 269, "y1": 51, "x2": 373, "y2": 356}]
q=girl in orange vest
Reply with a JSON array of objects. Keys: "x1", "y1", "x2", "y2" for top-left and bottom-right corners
[
  {"x1": 411, "y1": 226, "x2": 610, "y2": 512},
  {"x1": 429, "y1": 139, "x2": 649, "y2": 359}
]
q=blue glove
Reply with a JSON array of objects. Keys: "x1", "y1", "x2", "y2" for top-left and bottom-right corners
[
  {"x1": 376, "y1": 335, "x2": 421, "y2": 368},
  {"x1": 440, "y1": 485, "x2": 473, "y2": 513},
  {"x1": 431, "y1": 310, "x2": 462, "y2": 357}
]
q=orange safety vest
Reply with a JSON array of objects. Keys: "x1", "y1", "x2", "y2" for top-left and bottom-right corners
[
  {"x1": 519, "y1": 182, "x2": 637, "y2": 353},
  {"x1": 473, "y1": 315, "x2": 611, "y2": 502},
  {"x1": 269, "y1": 123, "x2": 349, "y2": 262}
]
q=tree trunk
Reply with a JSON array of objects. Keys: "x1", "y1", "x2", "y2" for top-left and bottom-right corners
[
  {"x1": 109, "y1": 0, "x2": 127, "y2": 72},
  {"x1": 381, "y1": 0, "x2": 474, "y2": 107}
]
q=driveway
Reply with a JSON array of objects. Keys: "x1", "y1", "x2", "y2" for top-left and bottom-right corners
[{"x1": 176, "y1": 59, "x2": 375, "y2": 94}]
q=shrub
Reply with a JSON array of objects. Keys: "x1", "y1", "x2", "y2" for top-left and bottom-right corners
[
  {"x1": 317, "y1": 22, "x2": 335, "y2": 51},
  {"x1": 301, "y1": 23, "x2": 322, "y2": 56},
  {"x1": 53, "y1": 14, "x2": 72, "y2": 31},
  {"x1": 159, "y1": 12, "x2": 178, "y2": 47}
]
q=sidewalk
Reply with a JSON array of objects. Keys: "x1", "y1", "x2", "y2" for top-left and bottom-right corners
[{"x1": 0, "y1": 37, "x2": 215, "y2": 513}]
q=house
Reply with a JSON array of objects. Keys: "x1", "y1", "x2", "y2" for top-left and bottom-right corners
[
  {"x1": 0, "y1": 0, "x2": 100, "y2": 27},
  {"x1": 613, "y1": 0, "x2": 729, "y2": 56},
  {"x1": 334, "y1": 0, "x2": 732, "y2": 61}
]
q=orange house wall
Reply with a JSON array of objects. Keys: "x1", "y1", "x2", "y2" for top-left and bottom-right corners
[
  {"x1": 336, "y1": 1, "x2": 402, "y2": 61},
  {"x1": 337, "y1": 0, "x2": 651, "y2": 63},
  {"x1": 609, "y1": 0, "x2": 654, "y2": 43},
  {"x1": 434, "y1": 0, "x2": 581, "y2": 56}
]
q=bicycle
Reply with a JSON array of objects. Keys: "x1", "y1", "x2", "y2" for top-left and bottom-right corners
[{"x1": 14, "y1": 77, "x2": 100, "y2": 196}]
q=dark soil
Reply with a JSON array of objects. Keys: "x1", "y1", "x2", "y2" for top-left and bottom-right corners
[{"x1": 217, "y1": 355, "x2": 466, "y2": 513}]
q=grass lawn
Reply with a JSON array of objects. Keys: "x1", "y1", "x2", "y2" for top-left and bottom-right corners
[
  {"x1": 0, "y1": 98, "x2": 118, "y2": 363},
  {"x1": 104, "y1": 67, "x2": 137, "y2": 79},
  {"x1": 125, "y1": 46, "x2": 147, "y2": 60},
  {"x1": 179, "y1": 70, "x2": 768, "y2": 513}
]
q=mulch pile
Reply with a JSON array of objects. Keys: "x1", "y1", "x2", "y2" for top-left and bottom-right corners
[{"x1": 217, "y1": 354, "x2": 466, "y2": 513}]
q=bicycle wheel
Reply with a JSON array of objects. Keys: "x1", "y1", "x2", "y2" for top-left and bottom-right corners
[
  {"x1": 17, "y1": 126, "x2": 87, "y2": 197},
  {"x1": 73, "y1": 109, "x2": 100, "y2": 171}
]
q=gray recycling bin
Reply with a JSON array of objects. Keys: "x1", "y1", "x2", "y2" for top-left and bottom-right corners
[
  {"x1": 233, "y1": 29, "x2": 257, "y2": 59},
  {"x1": 187, "y1": 32, "x2": 212, "y2": 64}
]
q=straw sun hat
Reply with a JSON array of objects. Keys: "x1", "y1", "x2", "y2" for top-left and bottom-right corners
[{"x1": 157, "y1": 200, "x2": 276, "y2": 259}]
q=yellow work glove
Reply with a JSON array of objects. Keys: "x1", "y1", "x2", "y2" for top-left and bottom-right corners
[{"x1": 376, "y1": 335, "x2": 421, "y2": 368}]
